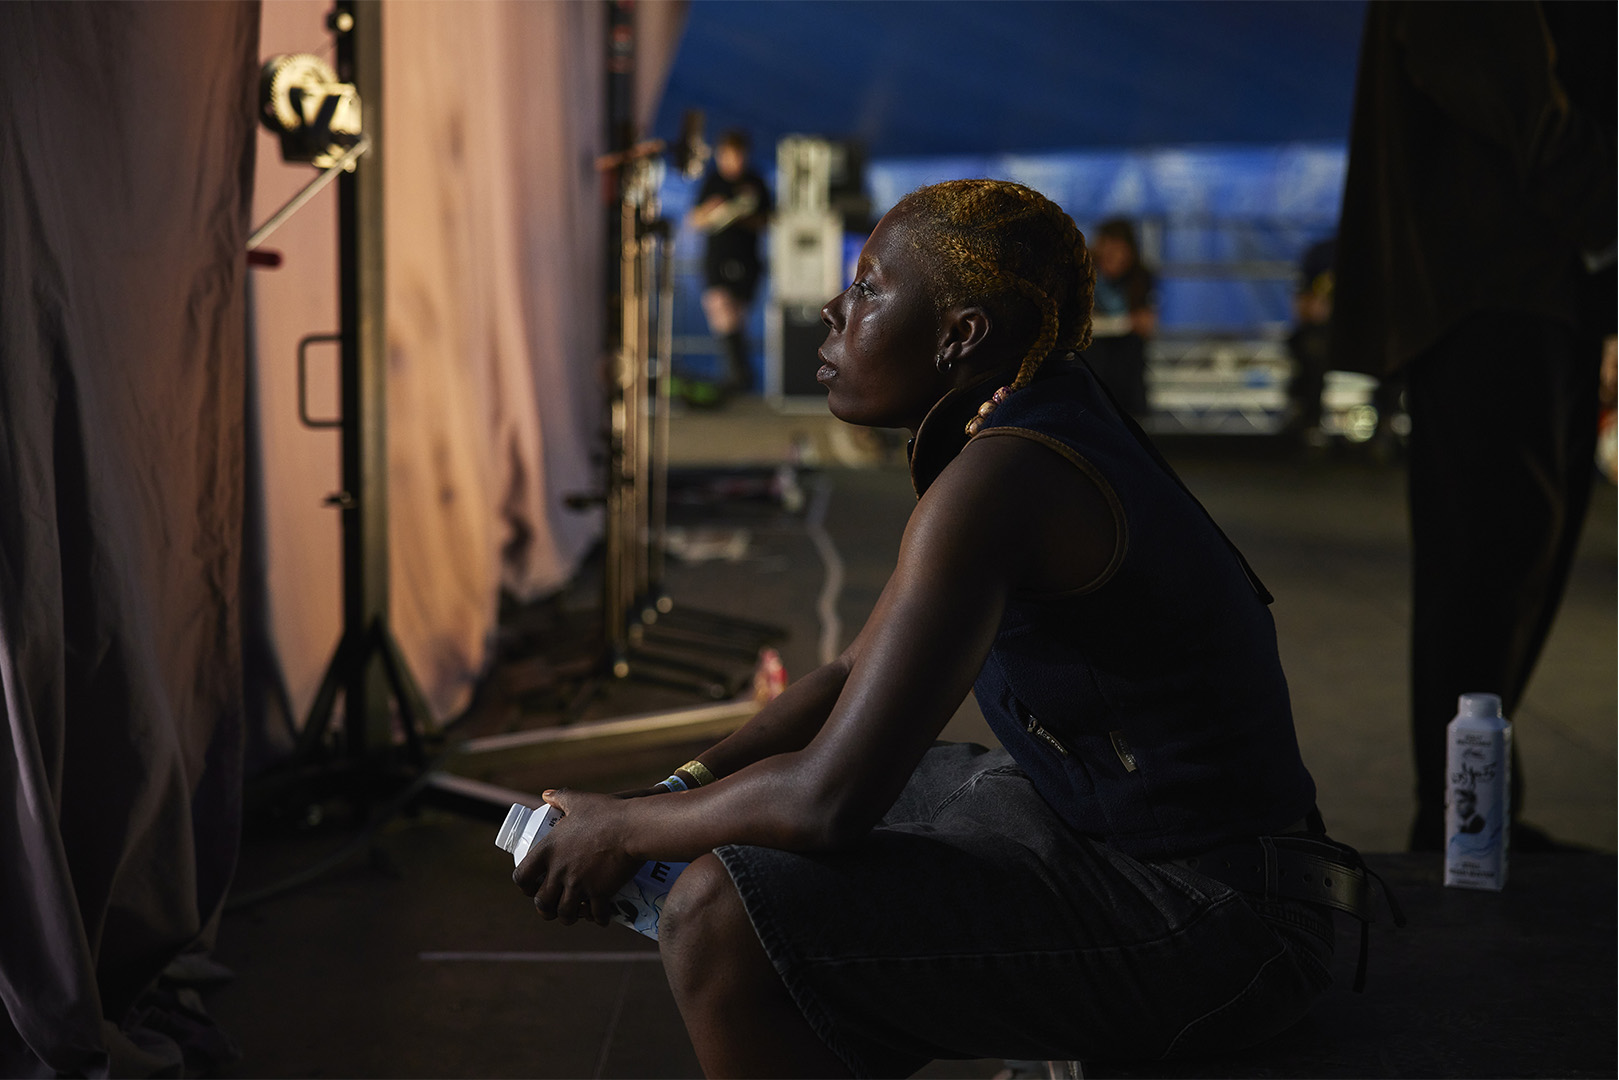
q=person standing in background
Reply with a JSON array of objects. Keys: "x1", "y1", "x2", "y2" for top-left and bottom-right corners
[
  {"x1": 1084, "y1": 218, "x2": 1156, "y2": 419},
  {"x1": 1329, "y1": 1, "x2": 1615, "y2": 851},
  {"x1": 1285, "y1": 236, "x2": 1335, "y2": 447},
  {"x1": 688, "y1": 129, "x2": 773, "y2": 393}
]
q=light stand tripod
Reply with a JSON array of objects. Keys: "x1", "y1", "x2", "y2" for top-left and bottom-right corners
[
  {"x1": 247, "y1": 2, "x2": 513, "y2": 827},
  {"x1": 590, "y1": 147, "x2": 761, "y2": 702},
  {"x1": 440, "y1": 133, "x2": 778, "y2": 789},
  {"x1": 242, "y1": 11, "x2": 773, "y2": 848},
  {"x1": 637, "y1": 196, "x2": 789, "y2": 656},
  {"x1": 298, "y1": 1, "x2": 428, "y2": 792}
]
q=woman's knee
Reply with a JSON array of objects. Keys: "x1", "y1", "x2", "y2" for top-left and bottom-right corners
[
  {"x1": 662, "y1": 855, "x2": 744, "y2": 949},
  {"x1": 661, "y1": 853, "x2": 758, "y2": 993}
]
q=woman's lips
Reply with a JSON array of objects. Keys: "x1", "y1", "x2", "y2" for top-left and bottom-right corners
[{"x1": 816, "y1": 351, "x2": 837, "y2": 382}]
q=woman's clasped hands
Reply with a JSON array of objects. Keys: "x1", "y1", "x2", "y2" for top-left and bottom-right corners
[{"x1": 512, "y1": 789, "x2": 641, "y2": 927}]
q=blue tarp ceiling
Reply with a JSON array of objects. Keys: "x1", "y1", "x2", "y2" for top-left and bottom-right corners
[
  {"x1": 655, "y1": 1, "x2": 1370, "y2": 353},
  {"x1": 653, "y1": 1, "x2": 1368, "y2": 157}
]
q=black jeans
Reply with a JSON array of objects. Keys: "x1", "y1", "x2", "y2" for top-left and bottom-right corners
[{"x1": 717, "y1": 744, "x2": 1334, "y2": 1077}]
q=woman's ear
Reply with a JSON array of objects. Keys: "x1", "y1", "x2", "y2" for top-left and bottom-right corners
[{"x1": 936, "y1": 305, "x2": 994, "y2": 375}]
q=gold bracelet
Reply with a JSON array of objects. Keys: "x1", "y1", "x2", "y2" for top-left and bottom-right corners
[{"x1": 676, "y1": 759, "x2": 719, "y2": 787}]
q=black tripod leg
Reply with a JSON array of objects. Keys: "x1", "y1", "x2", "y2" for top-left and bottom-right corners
[
  {"x1": 656, "y1": 603, "x2": 786, "y2": 642},
  {"x1": 630, "y1": 642, "x2": 736, "y2": 689},
  {"x1": 622, "y1": 657, "x2": 732, "y2": 700},
  {"x1": 373, "y1": 619, "x2": 435, "y2": 765},
  {"x1": 298, "y1": 630, "x2": 359, "y2": 758},
  {"x1": 638, "y1": 621, "x2": 763, "y2": 662}
]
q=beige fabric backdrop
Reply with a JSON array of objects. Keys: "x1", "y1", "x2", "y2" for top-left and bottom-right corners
[{"x1": 251, "y1": 0, "x2": 684, "y2": 730}]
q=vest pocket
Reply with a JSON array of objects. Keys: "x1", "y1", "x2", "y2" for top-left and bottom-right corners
[
  {"x1": 1006, "y1": 697, "x2": 1094, "y2": 796},
  {"x1": 1021, "y1": 707, "x2": 1071, "y2": 757}
]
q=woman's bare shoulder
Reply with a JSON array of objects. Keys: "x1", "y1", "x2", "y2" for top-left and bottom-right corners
[{"x1": 913, "y1": 434, "x2": 1121, "y2": 594}]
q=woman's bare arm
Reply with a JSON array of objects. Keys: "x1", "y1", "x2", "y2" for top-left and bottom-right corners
[
  {"x1": 516, "y1": 435, "x2": 1116, "y2": 913},
  {"x1": 676, "y1": 655, "x2": 855, "y2": 780}
]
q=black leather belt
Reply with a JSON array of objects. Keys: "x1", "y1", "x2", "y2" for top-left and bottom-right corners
[
  {"x1": 1170, "y1": 835, "x2": 1373, "y2": 920},
  {"x1": 1168, "y1": 832, "x2": 1404, "y2": 992}
]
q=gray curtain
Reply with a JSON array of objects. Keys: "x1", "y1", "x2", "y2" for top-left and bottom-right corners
[{"x1": 0, "y1": 2, "x2": 259, "y2": 1075}]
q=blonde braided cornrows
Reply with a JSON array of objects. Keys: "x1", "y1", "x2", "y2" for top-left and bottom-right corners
[{"x1": 896, "y1": 179, "x2": 1096, "y2": 400}]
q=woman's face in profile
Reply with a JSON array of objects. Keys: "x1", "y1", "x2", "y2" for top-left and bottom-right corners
[{"x1": 817, "y1": 209, "x2": 946, "y2": 431}]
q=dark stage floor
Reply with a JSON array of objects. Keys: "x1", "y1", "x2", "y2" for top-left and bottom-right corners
[{"x1": 210, "y1": 433, "x2": 1617, "y2": 1078}]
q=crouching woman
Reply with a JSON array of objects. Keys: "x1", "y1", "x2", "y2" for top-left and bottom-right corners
[{"x1": 515, "y1": 179, "x2": 1370, "y2": 1078}]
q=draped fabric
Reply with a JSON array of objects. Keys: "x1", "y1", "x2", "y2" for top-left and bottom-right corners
[
  {"x1": 0, "y1": 3, "x2": 259, "y2": 1074},
  {"x1": 252, "y1": 0, "x2": 686, "y2": 735},
  {"x1": 2, "y1": 1, "x2": 686, "y2": 1073}
]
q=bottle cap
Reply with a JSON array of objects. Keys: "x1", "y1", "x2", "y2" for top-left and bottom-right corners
[
  {"x1": 495, "y1": 803, "x2": 532, "y2": 854},
  {"x1": 1457, "y1": 692, "x2": 1503, "y2": 718}
]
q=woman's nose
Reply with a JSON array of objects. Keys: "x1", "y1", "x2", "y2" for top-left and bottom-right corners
[{"x1": 821, "y1": 290, "x2": 843, "y2": 330}]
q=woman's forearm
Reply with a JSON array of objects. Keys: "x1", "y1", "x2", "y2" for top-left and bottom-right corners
[
  {"x1": 612, "y1": 747, "x2": 843, "y2": 861},
  {"x1": 685, "y1": 657, "x2": 852, "y2": 780},
  {"x1": 529, "y1": 663, "x2": 858, "y2": 894}
]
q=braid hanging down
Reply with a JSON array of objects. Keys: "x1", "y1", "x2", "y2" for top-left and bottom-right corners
[{"x1": 894, "y1": 179, "x2": 1096, "y2": 434}]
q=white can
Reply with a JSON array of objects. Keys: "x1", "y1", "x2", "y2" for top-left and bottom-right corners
[
  {"x1": 496, "y1": 802, "x2": 687, "y2": 939},
  {"x1": 1443, "y1": 692, "x2": 1512, "y2": 891}
]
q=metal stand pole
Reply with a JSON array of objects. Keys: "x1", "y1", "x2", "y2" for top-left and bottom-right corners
[
  {"x1": 284, "y1": 0, "x2": 438, "y2": 804},
  {"x1": 601, "y1": 157, "x2": 740, "y2": 699},
  {"x1": 629, "y1": 190, "x2": 786, "y2": 662},
  {"x1": 638, "y1": 245, "x2": 787, "y2": 646}
]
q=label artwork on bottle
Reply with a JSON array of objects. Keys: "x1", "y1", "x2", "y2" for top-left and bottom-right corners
[{"x1": 1444, "y1": 729, "x2": 1510, "y2": 890}]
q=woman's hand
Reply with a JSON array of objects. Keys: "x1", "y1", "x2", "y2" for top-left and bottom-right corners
[{"x1": 512, "y1": 789, "x2": 641, "y2": 927}]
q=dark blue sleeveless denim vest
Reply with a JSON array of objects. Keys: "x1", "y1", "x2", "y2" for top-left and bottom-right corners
[{"x1": 910, "y1": 359, "x2": 1317, "y2": 861}]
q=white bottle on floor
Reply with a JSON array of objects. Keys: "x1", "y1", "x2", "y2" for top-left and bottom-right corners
[
  {"x1": 1443, "y1": 692, "x2": 1511, "y2": 891},
  {"x1": 496, "y1": 802, "x2": 687, "y2": 939}
]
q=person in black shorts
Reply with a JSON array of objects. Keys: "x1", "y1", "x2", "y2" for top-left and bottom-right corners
[{"x1": 688, "y1": 129, "x2": 772, "y2": 392}]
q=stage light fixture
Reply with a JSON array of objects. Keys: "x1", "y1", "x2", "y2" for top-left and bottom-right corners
[{"x1": 259, "y1": 53, "x2": 362, "y2": 168}]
